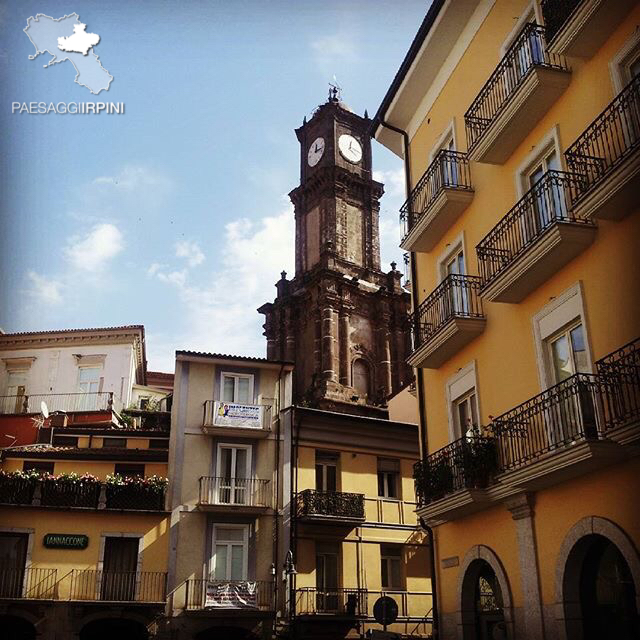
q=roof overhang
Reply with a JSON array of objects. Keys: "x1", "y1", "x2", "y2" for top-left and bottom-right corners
[{"x1": 373, "y1": 0, "x2": 488, "y2": 156}]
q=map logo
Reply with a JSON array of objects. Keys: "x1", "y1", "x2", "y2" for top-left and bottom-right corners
[{"x1": 24, "y1": 13, "x2": 112, "y2": 95}]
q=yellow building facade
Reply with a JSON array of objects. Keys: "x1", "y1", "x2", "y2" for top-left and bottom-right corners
[
  {"x1": 281, "y1": 400, "x2": 433, "y2": 639},
  {"x1": 0, "y1": 327, "x2": 171, "y2": 640},
  {"x1": 374, "y1": 1, "x2": 640, "y2": 638}
]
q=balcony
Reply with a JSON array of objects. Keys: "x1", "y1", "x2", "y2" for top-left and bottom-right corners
[
  {"x1": 407, "y1": 274, "x2": 485, "y2": 369},
  {"x1": 0, "y1": 391, "x2": 117, "y2": 415},
  {"x1": 0, "y1": 474, "x2": 167, "y2": 512},
  {"x1": 70, "y1": 569, "x2": 167, "y2": 603},
  {"x1": 198, "y1": 476, "x2": 271, "y2": 512},
  {"x1": 542, "y1": 0, "x2": 636, "y2": 59},
  {"x1": 296, "y1": 489, "x2": 365, "y2": 525},
  {"x1": 400, "y1": 150, "x2": 474, "y2": 252},
  {"x1": 565, "y1": 76, "x2": 640, "y2": 221},
  {"x1": 465, "y1": 23, "x2": 570, "y2": 164},
  {"x1": 414, "y1": 360, "x2": 640, "y2": 524},
  {"x1": 185, "y1": 579, "x2": 273, "y2": 611},
  {"x1": 202, "y1": 400, "x2": 271, "y2": 438},
  {"x1": 295, "y1": 587, "x2": 368, "y2": 617},
  {"x1": 0, "y1": 567, "x2": 58, "y2": 600},
  {"x1": 595, "y1": 337, "x2": 640, "y2": 444},
  {"x1": 413, "y1": 437, "x2": 499, "y2": 522},
  {"x1": 476, "y1": 171, "x2": 596, "y2": 303}
]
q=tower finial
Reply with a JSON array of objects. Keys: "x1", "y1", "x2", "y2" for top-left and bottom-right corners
[{"x1": 329, "y1": 77, "x2": 342, "y2": 103}]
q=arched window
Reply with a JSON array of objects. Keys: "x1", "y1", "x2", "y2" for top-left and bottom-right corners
[{"x1": 352, "y1": 360, "x2": 370, "y2": 397}]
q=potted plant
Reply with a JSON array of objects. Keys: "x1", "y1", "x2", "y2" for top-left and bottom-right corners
[
  {"x1": 0, "y1": 469, "x2": 40, "y2": 505},
  {"x1": 105, "y1": 474, "x2": 168, "y2": 510},
  {"x1": 41, "y1": 472, "x2": 101, "y2": 508}
]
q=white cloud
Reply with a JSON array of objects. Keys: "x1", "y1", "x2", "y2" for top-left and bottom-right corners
[
  {"x1": 175, "y1": 241, "x2": 205, "y2": 267},
  {"x1": 64, "y1": 223, "x2": 124, "y2": 271},
  {"x1": 92, "y1": 165, "x2": 168, "y2": 192},
  {"x1": 146, "y1": 201, "x2": 295, "y2": 365},
  {"x1": 310, "y1": 32, "x2": 358, "y2": 79},
  {"x1": 374, "y1": 167, "x2": 407, "y2": 274},
  {"x1": 27, "y1": 271, "x2": 63, "y2": 305},
  {"x1": 146, "y1": 262, "x2": 163, "y2": 277}
]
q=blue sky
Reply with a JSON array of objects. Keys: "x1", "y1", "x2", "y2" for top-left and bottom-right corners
[{"x1": 0, "y1": 0, "x2": 427, "y2": 371}]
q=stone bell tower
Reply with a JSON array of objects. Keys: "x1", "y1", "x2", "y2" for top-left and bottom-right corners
[{"x1": 258, "y1": 91, "x2": 411, "y2": 417}]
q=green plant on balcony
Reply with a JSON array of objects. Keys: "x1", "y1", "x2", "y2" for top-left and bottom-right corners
[
  {"x1": 426, "y1": 455, "x2": 454, "y2": 499},
  {"x1": 41, "y1": 472, "x2": 101, "y2": 508},
  {"x1": 0, "y1": 469, "x2": 40, "y2": 504},
  {"x1": 105, "y1": 474, "x2": 167, "y2": 510},
  {"x1": 458, "y1": 430, "x2": 499, "y2": 488}
]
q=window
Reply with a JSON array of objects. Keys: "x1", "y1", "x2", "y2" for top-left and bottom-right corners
[
  {"x1": 221, "y1": 372, "x2": 254, "y2": 404},
  {"x1": 52, "y1": 435, "x2": 78, "y2": 447},
  {"x1": 211, "y1": 525, "x2": 248, "y2": 581},
  {"x1": 3, "y1": 371, "x2": 27, "y2": 414},
  {"x1": 316, "y1": 541, "x2": 340, "y2": 611},
  {"x1": 114, "y1": 463, "x2": 144, "y2": 477},
  {"x1": 23, "y1": 461, "x2": 54, "y2": 475},
  {"x1": 148, "y1": 438, "x2": 169, "y2": 449},
  {"x1": 216, "y1": 444, "x2": 251, "y2": 505},
  {"x1": 78, "y1": 366, "x2": 102, "y2": 393},
  {"x1": 352, "y1": 360, "x2": 371, "y2": 397},
  {"x1": 315, "y1": 451, "x2": 338, "y2": 492},
  {"x1": 547, "y1": 323, "x2": 589, "y2": 384},
  {"x1": 455, "y1": 390, "x2": 480, "y2": 437},
  {"x1": 380, "y1": 545, "x2": 404, "y2": 590},
  {"x1": 139, "y1": 397, "x2": 150, "y2": 410},
  {"x1": 103, "y1": 437, "x2": 127, "y2": 449},
  {"x1": 377, "y1": 458, "x2": 400, "y2": 499},
  {"x1": 442, "y1": 246, "x2": 468, "y2": 314},
  {"x1": 611, "y1": 31, "x2": 640, "y2": 93}
]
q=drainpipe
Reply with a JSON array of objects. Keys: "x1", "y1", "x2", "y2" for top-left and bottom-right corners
[
  {"x1": 273, "y1": 364, "x2": 284, "y2": 623},
  {"x1": 377, "y1": 118, "x2": 439, "y2": 639}
]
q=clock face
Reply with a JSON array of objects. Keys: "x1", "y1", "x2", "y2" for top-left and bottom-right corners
[
  {"x1": 338, "y1": 134, "x2": 362, "y2": 164},
  {"x1": 307, "y1": 137, "x2": 325, "y2": 167}
]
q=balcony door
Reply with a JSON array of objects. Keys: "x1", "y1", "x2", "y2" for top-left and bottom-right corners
[
  {"x1": 101, "y1": 536, "x2": 139, "y2": 601},
  {"x1": 444, "y1": 249, "x2": 468, "y2": 315},
  {"x1": 4, "y1": 371, "x2": 27, "y2": 414},
  {"x1": 221, "y1": 372, "x2": 253, "y2": 404},
  {"x1": 316, "y1": 542, "x2": 340, "y2": 612},
  {"x1": 546, "y1": 323, "x2": 596, "y2": 445},
  {"x1": 212, "y1": 525, "x2": 248, "y2": 582},
  {"x1": 315, "y1": 451, "x2": 338, "y2": 492},
  {"x1": 77, "y1": 366, "x2": 102, "y2": 411},
  {"x1": 217, "y1": 444, "x2": 251, "y2": 505},
  {"x1": 0, "y1": 532, "x2": 28, "y2": 597}
]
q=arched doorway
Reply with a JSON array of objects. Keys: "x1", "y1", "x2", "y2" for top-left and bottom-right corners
[
  {"x1": 80, "y1": 618, "x2": 148, "y2": 640},
  {"x1": 563, "y1": 534, "x2": 639, "y2": 639},
  {"x1": 0, "y1": 615, "x2": 36, "y2": 640},
  {"x1": 459, "y1": 545, "x2": 513, "y2": 640},
  {"x1": 462, "y1": 560, "x2": 508, "y2": 640}
]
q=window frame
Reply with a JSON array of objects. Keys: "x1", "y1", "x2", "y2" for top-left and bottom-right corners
[
  {"x1": 380, "y1": 544, "x2": 405, "y2": 590},
  {"x1": 546, "y1": 321, "x2": 589, "y2": 384},
  {"x1": 210, "y1": 524, "x2": 249, "y2": 582},
  {"x1": 446, "y1": 361, "x2": 481, "y2": 441},
  {"x1": 454, "y1": 389, "x2": 480, "y2": 437},
  {"x1": 23, "y1": 461, "x2": 54, "y2": 475},
  {"x1": 610, "y1": 29, "x2": 640, "y2": 94},
  {"x1": 220, "y1": 371, "x2": 254, "y2": 405},
  {"x1": 377, "y1": 458, "x2": 400, "y2": 500},
  {"x1": 315, "y1": 451, "x2": 339, "y2": 492},
  {"x1": 215, "y1": 443, "x2": 252, "y2": 480},
  {"x1": 114, "y1": 463, "x2": 145, "y2": 478}
]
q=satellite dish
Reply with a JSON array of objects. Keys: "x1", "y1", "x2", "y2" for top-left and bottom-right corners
[{"x1": 40, "y1": 401, "x2": 49, "y2": 419}]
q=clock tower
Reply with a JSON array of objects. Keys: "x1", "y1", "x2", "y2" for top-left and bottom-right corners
[{"x1": 258, "y1": 92, "x2": 412, "y2": 416}]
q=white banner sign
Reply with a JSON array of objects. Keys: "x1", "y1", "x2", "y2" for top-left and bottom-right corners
[
  {"x1": 205, "y1": 581, "x2": 258, "y2": 608},
  {"x1": 213, "y1": 401, "x2": 262, "y2": 428}
]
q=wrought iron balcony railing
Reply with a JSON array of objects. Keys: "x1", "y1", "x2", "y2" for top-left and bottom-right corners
[
  {"x1": 465, "y1": 23, "x2": 568, "y2": 151},
  {"x1": 105, "y1": 483, "x2": 166, "y2": 511},
  {"x1": 70, "y1": 570, "x2": 167, "y2": 603},
  {"x1": 296, "y1": 489, "x2": 365, "y2": 522},
  {"x1": 541, "y1": 0, "x2": 583, "y2": 44},
  {"x1": 185, "y1": 579, "x2": 274, "y2": 610},
  {"x1": 409, "y1": 274, "x2": 484, "y2": 352},
  {"x1": 198, "y1": 476, "x2": 271, "y2": 508},
  {"x1": 0, "y1": 476, "x2": 167, "y2": 511},
  {"x1": 413, "y1": 436, "x2": 499, "y2": 506},
  {"x1": 565, "y1": 75, "x2": 640, "y2": 201},
  {"x1": 490, "y1": 373, "x2": 614, "y2": 471},
  {"x1": 400, "y1": 150, "x2": 473, "y2": 242},
  {"x1": 476, "y1": 170, "x2": 593, "y2": 285},
  {"x1": 0, "y1": 392, "x2": 117, "y2": 415},
  {"x1": 295, "y1": 587, "x2": 368, "y2": 616},
  {"x1": 595, "y1": 337, "x2": 640, "y2": 432},
  {"x1": 0, "y1": 567, "x2": 58, "y2": 600}
]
